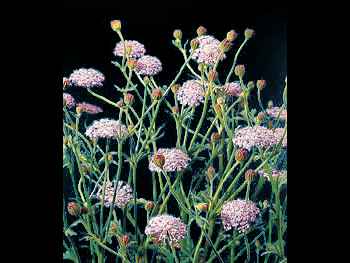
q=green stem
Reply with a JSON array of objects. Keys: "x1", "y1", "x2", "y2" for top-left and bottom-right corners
[{"x1": 225, "y1": 38, "x2": 249, "y2": 84}]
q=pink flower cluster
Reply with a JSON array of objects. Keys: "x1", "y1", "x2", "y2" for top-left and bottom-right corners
[
  {"x1": 145, "y1": 215, "x2": 187, "y2": 248},
  {"x1": 149, "y1": 148, "x2": 190, "y2": 173},
  {"x1": 85, "y1": 119, "x2": 128, "y2": 141},
  {"x1": 68, "y1": 68, "x2": 105, "y2": 88},
  {"x1": 96, "y1": 181, "x2": 133, "y2": 208},
  {"x1": 135, "y1": 55, "x2": 162, "y2": 76},
  {"x1": 192, "y1": 35, "x2": 225, "y2": 65},
  {"x1": 221, "y1": 82, "x2": 242, "y2": 97},
  {"x1": 266, "y1": 107, "x2": 287, "y2": 120},
  {"x1": 113, "y1": 40, "x2": 146, "y2": 59},
  {"x1": 63, "y1": 93, "x2": 76, "y2": 109},
  {"x1": 176, "y1": 80, "x2": 205, "y2": 107},
  {"x1": 273, "y1": 127, "x2": 287, "y2": 148},
  {"x1": 233, "y1": 126, "x2": 277, "y2": 151},
  {"x1": 221, "y1": 199, "x2": 260, "y2": 233},
  {"x1": 76, "y1": 102, "x2": 103, "y2": 114}
]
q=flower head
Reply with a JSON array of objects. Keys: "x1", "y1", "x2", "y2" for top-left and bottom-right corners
[
  {"x1": 113, "y1": 40, "x2": 146, "y2": 59},
  {"x1": 145, "y1": 215, "x2": 187, "y2": 248},
  {"x1": 63, "y1": 93, "x2": 76, "y2": 109},
  {"x1": 221, "y1": 199, "x2": 260, "y2": 233},
  {"x1": 221, "y1": 82, "x2": 242, "y2": 97},
  {"x1": 266, "y1": 107, "x2": 287, "y2": 121},
  {"x1": 192, "y1": 35, "x2": 225, "y2": 65},
  {"x1": 76, "y1": 102, "x2": 103, "y2": 114},
  {"x1": 273, "y1": 127, "x2": 287, "y2": 148},
  {"x1": 96, "y1": 181, "x2": 133, "y2": 208},
  {"x1": 176, "y1": 80, "x2": 205, "y2": 107},
  {"x1": 135, "y1": 55, "x2": 162, "y2": 76},
  {"x1": 149, "y1": 148, "x2": 190, "y2": 173},
  {"x1": 69, "y1": 68, "x2": 105, "y2": 88},
  {"x1": 85, "y1": 119, "x2": 128, "y2": 141},
  {"x1": 233, "y1": 126, "x2": 277, "y2": 151}
]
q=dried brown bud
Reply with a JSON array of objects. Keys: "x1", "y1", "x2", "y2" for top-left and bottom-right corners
[
  {"x1": 244, "y1": 28, "x2": 255, "y2": 39},
  {"x1": 76, "y1": 106, "x2": 82, "y2": 115},
  {"x1": 234, "y1": 65, "x2": 246, "y2": 78},
  {"x1": 63, "y1": 77, "x2": 69, "y2": 88},
  {"x1": 198, "y1": 63, "x2": 206, "y2": 72},
  {"x1": 207, "y1": 166, "x2": 216, "y2": 181},
  {"x1": 116, "y1": 99, "x2": 125, "y2": 108},
  {"x1": 211, "y1": 132, "x2": 221, "y2": 143},
  {"x1": 195, "y1": 203, "x2": 209, "y2": 212},
  {"x1": 171, "y1": 84, "x2": 181, "y2": 94},
  {"x1": 172, "y1": 106, "x2": 180, "y2": 114},
  {"x1": 235, "y1": 148, "x2": 249, "y2": 162},
  {"x1": 145, "y1": 201, "x2": 154, "y2": 210},
  {"x1": 153, "y1": 154, "x2": 165, "y2": 169},
  {"x1": 109, "y1": 222, "x2": 118, "y2": 234},
  {"x1": 226, "y1": 30, "x2": 238, "y2": 42},
  {"x1": 152, "y1": 88, "x2": 163, "y2": 100},
  {"x1": 245, "y1": 169, "x2": 257, "y2": 182},
  {"x1": 190, "y1": 39, "x2": 199, "y2": 50},
  {"x1": 107, "y1": 153, "x2": 113, "y2": 161},
  {"x1": 143, "y1": 76, "x2": 151, "y2": 85},
  {"x1": 219, "y1": 39, "x2": 232, "y2": 52},
  {"x1": 257, "y1": 112, "x2": 266, "y2": 122},
  {"x1": 257, "y1": 79, "x2": 266, "y2": 91},
  {"x1": 267, "y1": 121, "x2": 273, "y2": 129},
  {"x1": 267, "y1": 100, "x2": 274, "y2": 109},
  {"x1": 216, "y1": 97, "x2": 225, "y2": 106},
  {"x1": 247, "y1": 81, "x2": 255, "y2": 90},
  {"x1": 173, "y1": 29, "x2": 183, "y2": 40},
  {"x1": 67, "y1": 202, "x2": 80, "y2": 216},
  {"x1": 127, "y1": 59, "x2": 137, "y2": 70},
  {"x1": 118, "y1": 235, "x2": 129, "y2": 247},
  {"x1": 196, "y1": 26, "x2": 207, "y2": 36},
  {"x1": 124, "y1": 93, "x2": 135, "y2": 105},
  {"x1": 214, "y1": 103, "x2": 222, "y2": 115},
  {"x1": 208, "y1": 70, "x2": 218, "y2": 82},
  {"x1": 80, "y1": 206, "x2": 89, "y2": 214},
  {"x1": 111, "y1": 20, "x2": 122, "y2": 32}
]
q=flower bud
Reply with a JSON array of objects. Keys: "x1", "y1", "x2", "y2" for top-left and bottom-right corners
[
  {"x1": 219, "y1": 39, "x2": 232, "y2": 52},
  {"x1": 124, "y1": 93, "x2": 135, "y2": 105},
  {"x1": 116, "y1": 99, "x2": 125, "y2": 108},
  {"x1": 207, "y1": 166, "x2": 215, "y2": 180},
  {"x1": 127, "y1": 59, "x2": 137, "y2": 70},
  {"x1": 244, "y1": 28, "x2": 255, "y2": 39},
  {"x1": 111, "y1": 20, "x2": 122, "y2": 32},
  {"x1": 195, "y1": 203, "x2": 209, "y2": 212},
  {"x1": 153, "y1": 154, "x2": 165, "y2": 169},
  {"x1": 257, "y1": 112, "x2": 265, "y2": 122},
  {"x1": 173, "y1": 29, "x2": 183, "y2": 40},
  {"x1": 63, "y1": 77, "x2": 69, "y2": 88},
  {"x1": 198, "y1": 63, "x2": 206, "y2": 72},
  {"x1": 245, "y1": 169, "x2": 257, "y2": 182},
  {"x1": 128, "y1": 125, "x2": 134, "y2": 133},
  {"x1": 191, "y1": 39, "x2": 199, "y2": 50},
  {"x1": 67, "y1": 202, "x2": 80, "y2": 216},
  {"x1": 109, "y1": 222, "x2": 118, "y2": 234},
  {"x1": 263, "y1": 200, "x2": 269, "y2": 209},
  {"x1": 107, "y1": 153, "x2": 113, "y2": 161},
  {"x1": 211, "y1": 132, "x2": 221, "y2": 143},
  {"x1": 143, "y1": 76, "x2": 151, "y2": 85},
  {"x1": 255, "y1": 240, "x2": 261, "y2": 249},
  {"x1": 235, "y1": 148, "x2": 248, "y2": 162},
  {"x1": 152, "y1": 88, "x2": 163, "y2": 100},
  {"x1": 247, "y1": 81, "x2": 255, "y2": 90},
  {"x1": 216, "y1": 97, "x2": 225, "y2": 106},
  {"x1": 257, "y1": 79, "x2": 266, "y2": 91},
  {"x1": 208, "y1": 70, "x2": 218, "y2": 82},
  {"x1": 80, "y1": 206, "x2": 89, "y2": 214},
  {"x1": 234, "y1": 65, "x2": 246, "y2": 78},
  {"x1": 226, "y1": 30, "x2": 238, "y2": 42},
  {"x1": 196, "y1": 26, "x2": 207, "y2": 36},
  {"x1": 125, "y1": 46, "x2": 132, "y2": 56},
  {"x1": 145, "y1": 201, "x2": 154, "y2": 211},
  {"x1": 214, "y1": 103, "x2": 222, "y2": 115},
  {"x1": 118, "y1": 235, "x2": 129, "y2": 247},
  {"x1": 267, "y1": 100, "x2": 274, "y2": 109},
  {"x1": 171, "y1": 84, "x2": 180, "y2": 94},
  {"x1": 63, "y1": 137, "x2": 69, "y2": 146},
  {"x1": 172, "y1": 106, "x2": 180, "y2": 114},
  {"x1": 76, "y1": 106, "x2": 82, "y2": 115},
  {"x1": 267, "y1": 120, "x2": 273, "y2": 129}
]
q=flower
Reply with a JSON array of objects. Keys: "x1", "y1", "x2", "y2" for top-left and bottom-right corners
[
  {"x1": 192, "y1": 36, "x2": 225, "y2": 65},
  {"x1": 176, "y1": 80, "x2": 205, "y2": 107},
  {"x1": 135, "y1": 55, "x2": 162, "y2": 76},
  {"x1": 266, "y1": 107, "x2": 287, "y2": 121},
  {"x1": 67, "y1": 202, "x2": 80, "y2": 216},
  {"x1": 221, "y1": 199, "x2": 260, "y2": 233},
  {"x1": 221, "y1": 82, "x2": 242, "y2": 97},
  {"x1": 76, "y1": 102, "x2": 103, "y2": 114},
  {"x1": 149, "y1": 148, "x2": 190, "y2": 173},
  {"x1": 145, "y1": 215, "x2": 187, "y2": 248},
  {"x1": 63, "y1": 93, "x2": 76, "y2": 109},
  {"x1": 273, "y1": 127, "x2": 287, "y2": 148},
  {"x1": 111, "y1": 20, "x2": 121, "y2": 31},
  {"x1": 96, "y1": 181, "x2": 133, "y2": 208},
  {"x1": 85, "y1": 119, "x2": 128, "y2": 141},
  {"x1": 232, "y1": 126, "x2": 278, "y2": 151},
  {"x1": 113, "y1": 40, "x2": 146, "y2": 59},
  {"x1": 68, "y1": 68, "x2": 105, "y2": 88}
]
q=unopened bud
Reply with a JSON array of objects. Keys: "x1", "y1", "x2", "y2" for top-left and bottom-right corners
[
  {"x1": 63, "y1": 137, "x2": 69, "y2": 146},
  {"x1": 152, "y1": 88, "x2": 163, "y2": 100},
  {"x1": 153, "y1": 154, "x2": 165, "y2": 169},
  {"x1": 235, "y1": 148, "x2": 249, "y2": 162},
  {"x1": 219, "y1": 39, "x2": 232, "y2": 52},
  {"x1": 172, "y1": 106, "x2": 180, "y2": 114},
  {"x1": 263, "y1": 200, "x2": 269, "y2": 209},
  {"x1": 145, "y1": 201, "x2": 154, "y2": 211},
  {"x1": 257, "y1": 112, "x2": 266, "y2": 122},
  {"x1": 173, "y1": 29, "x2": 183, "y2": 40},
  {"x1": 226, "y1": 30, "x2": 238, "y2": 42},
  {"x1": 63, "y1": 77, "x2": 69, "y2": 88},
  {"x1": 67, "y1": 202, "x2": 80, "y2": 216},
  {"x1": 214, "y1": 103, "x2": 222, "y2": 115},
  {"x1": 196, "y1": 26, "x2": 207, "y2": 36},
  {"x1": 128, "y1": 125, "x2": 134, "y2": 133},
  {"x1": 257, "y1": 79, "x2": 266, "y2": 91},
  {"x1": 195, "y1": 203, "x2": 209, "y2": 212},
  {"x1": 267, "y1": 120, "x2": 273, "y2": 129},
  {"x1": 208, "y1": 70, "x2": 218, "y2": 82},
  {"x1": 143, "y1": 76, "x2": 151, "y2": 85},
  {"x1": 119, "y1": 235, "x2": 129, "y2": 247},
  {"x1": 190, "y1": 39, "x2": 199, "y2": 50},
  {"x1": 216, "y1": 97, "x2": 225, "y2": 106},
  {"x1": 107, "y1": 153, "x2": 113, "y2": 161},
  {"x1": 124, "y1": 93, "x2": 135, "y2": 105},
  {"x1": 247, "y1": 81, "x2": 255, "y2": 90},
  {"x1": 207, "y1": 166, "x2": 216, "y2": 180},
  {"x1": 245, "y1": 169, "x2": 257, "y2": 182},
  {"x1": 76, "y1": 106, "x2": 82, "y2": 115},
  {"x1": 198, "y1": 63, "x2": 206, "y2": 72},
  {"x1": 127, "y1": 59, "x2": 137, "y2": 70},
  {"x1": 80, "y1": 206, "x2": 89, "y2": 214},
  {"x1": 211, "y1": 132, "x2": 221, "y2": 143},
  {"x1": 255, "y1": 240, "x2": 261, "y2": 249},
  {"x1": 171, "y1": 84, "x2": 180, "y2": 94},
  {"x1": 109, "y1": 222, "x2": 118, "y2": 234},
  {"x1": 267, "y1": 100, "x2": 274, "y2": 109},
  {"x1": 234, "y1": 65, "x2": 246, "y2": 78},
  {"x1": 116, "y1": 99, "x2": 125, "y2": 108},
  {"x1": 111, "y1": 20, "x2": 122, "y2": 32},
  {"x1": 244, "y1": 28, "x2": 255, "y2": 39}
]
